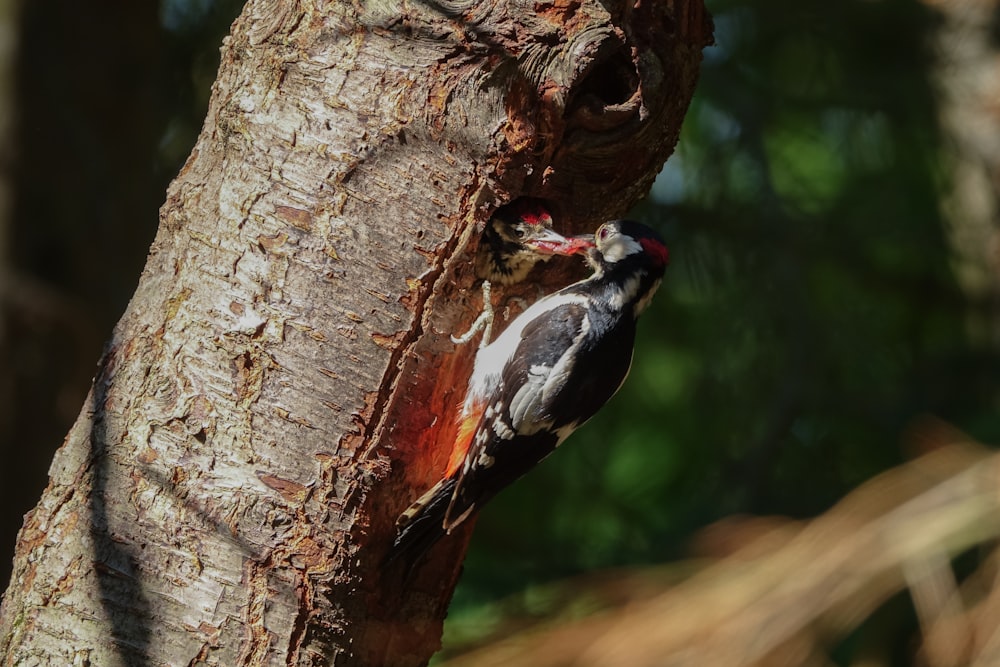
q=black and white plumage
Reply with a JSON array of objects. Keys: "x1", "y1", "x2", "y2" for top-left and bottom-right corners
[{"x1": 391, "y1": 220, "x2": 669, "y2": 564}]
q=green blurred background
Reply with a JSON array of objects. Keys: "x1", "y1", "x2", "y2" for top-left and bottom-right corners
[{"x1": 2, "y1": 0, "x2": 998, "y2": 663}]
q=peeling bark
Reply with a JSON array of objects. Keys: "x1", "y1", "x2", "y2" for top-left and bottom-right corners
[{"x1": 0, "y1": 1, "x2": 711, "y2": 665}]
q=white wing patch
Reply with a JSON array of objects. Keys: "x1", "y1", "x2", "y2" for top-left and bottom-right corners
[
  {"x1": 541, "y1": 312, "x2": 590, "y2": 406},
  {"x1": 492, "y1": 416, "x2": 515, "y2": 440},
  {"x1": 508, "y1": 365, "x2": 551, "y2": 434},
  {"x1": 504, "y1": 312, "x2": 591, "y2": 436}
]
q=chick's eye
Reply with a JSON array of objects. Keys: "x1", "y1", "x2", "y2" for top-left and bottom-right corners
[
  {"x1": 597, "y1": 226, "x2": 610, "y2": 241},
  {"x1": 513, "y1": 226, "x2": 527, "y2": 239}
]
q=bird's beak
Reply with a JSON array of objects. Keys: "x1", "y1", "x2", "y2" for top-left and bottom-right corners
[
  {"x1": 524, "y1": 230, "x2": 596, "y2": 256},
  {"x1": 556, "y1": 233, "x2": 596, "y2": 256}
]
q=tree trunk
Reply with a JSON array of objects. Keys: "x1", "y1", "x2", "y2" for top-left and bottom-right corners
[{"x1": 0, "y1": 1, "x2": 711, "y2": 665}]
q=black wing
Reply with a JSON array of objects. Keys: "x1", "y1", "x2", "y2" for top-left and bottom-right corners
[
  {"x1": 444, "y1": 301, "x2": 634, "y2": 528},
  {"x1": 540, "y1": 304, "x2": 636, "y2": 432}
]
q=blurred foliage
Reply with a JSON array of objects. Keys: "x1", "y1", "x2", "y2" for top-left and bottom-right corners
[
  {"x1": 442, "y1": 442, "x2": 1000, "y2": 666},
  {"x1": 449, "y1": 0, "x2": 1000, "y2": 663},
  {"x1": 3, "y1": 0, "x2": 1000, "y2": 664}
]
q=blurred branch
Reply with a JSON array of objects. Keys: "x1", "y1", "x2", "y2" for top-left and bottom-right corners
[
  {"x1": 442, "y1": 440, "x2": 1000, "y2": 667},
  {"x1": 0, "y1": 0, "x2": 19, "y2": 346},
  {"x1": 905, "y1": 551, "x2": 965, "y2": 667},
  {"x1": 929, "y1": 0, "x2": 1000, "y2": 345}
]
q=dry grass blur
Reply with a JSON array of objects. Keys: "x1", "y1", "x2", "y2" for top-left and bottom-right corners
[{"x1": 440, "y1": 421, "x2": 1000, "y2": 667}]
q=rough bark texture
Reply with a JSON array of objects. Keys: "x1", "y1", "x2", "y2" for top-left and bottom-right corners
[{"x1": 0, "y1": 1, "x2": 711, "y2": 665}]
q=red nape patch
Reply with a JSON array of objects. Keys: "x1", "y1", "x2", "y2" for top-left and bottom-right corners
[{"x1": 641, "y1": 237, "x2": 670, "y2": 267}]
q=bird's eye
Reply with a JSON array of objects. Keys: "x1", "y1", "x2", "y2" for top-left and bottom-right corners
[
  {"x1": 513, "y1": 225, "x2": 527, "y2": 239},
  {"x1": 597, "y1": 225, "x2": 611, "y2": 241}
]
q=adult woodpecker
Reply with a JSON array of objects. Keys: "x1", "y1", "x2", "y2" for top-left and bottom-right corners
[
  {"x1": 391, "y1": 219, "x2": 669, "y2": 564},
  {"x1": 452, "y1": 200, "x2": 586, "y2": 347}
]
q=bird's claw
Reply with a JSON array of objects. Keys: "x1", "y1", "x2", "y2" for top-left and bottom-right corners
[{"x1": 450, "y1": 281, "x2": 494, "y2": 349}]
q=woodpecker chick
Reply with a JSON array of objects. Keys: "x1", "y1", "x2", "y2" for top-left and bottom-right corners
[
  {"x1": 475, "y1": 202, "x2": 564, "y2": 284},
  {"x1": 392, "y1": 220, "x2": 669, "y2": 565},
  {"x1": 453, "y1": 201, "x2": 587, "y2": 347}
]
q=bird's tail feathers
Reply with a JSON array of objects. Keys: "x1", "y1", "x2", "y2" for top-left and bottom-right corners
[{"x1": 387, "y1": 478, "x2": 458, "y2": 567}]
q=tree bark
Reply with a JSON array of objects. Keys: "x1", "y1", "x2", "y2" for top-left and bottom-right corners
[{"x1": 0, "y1": 1, "x2": 711, "y2": 665}]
